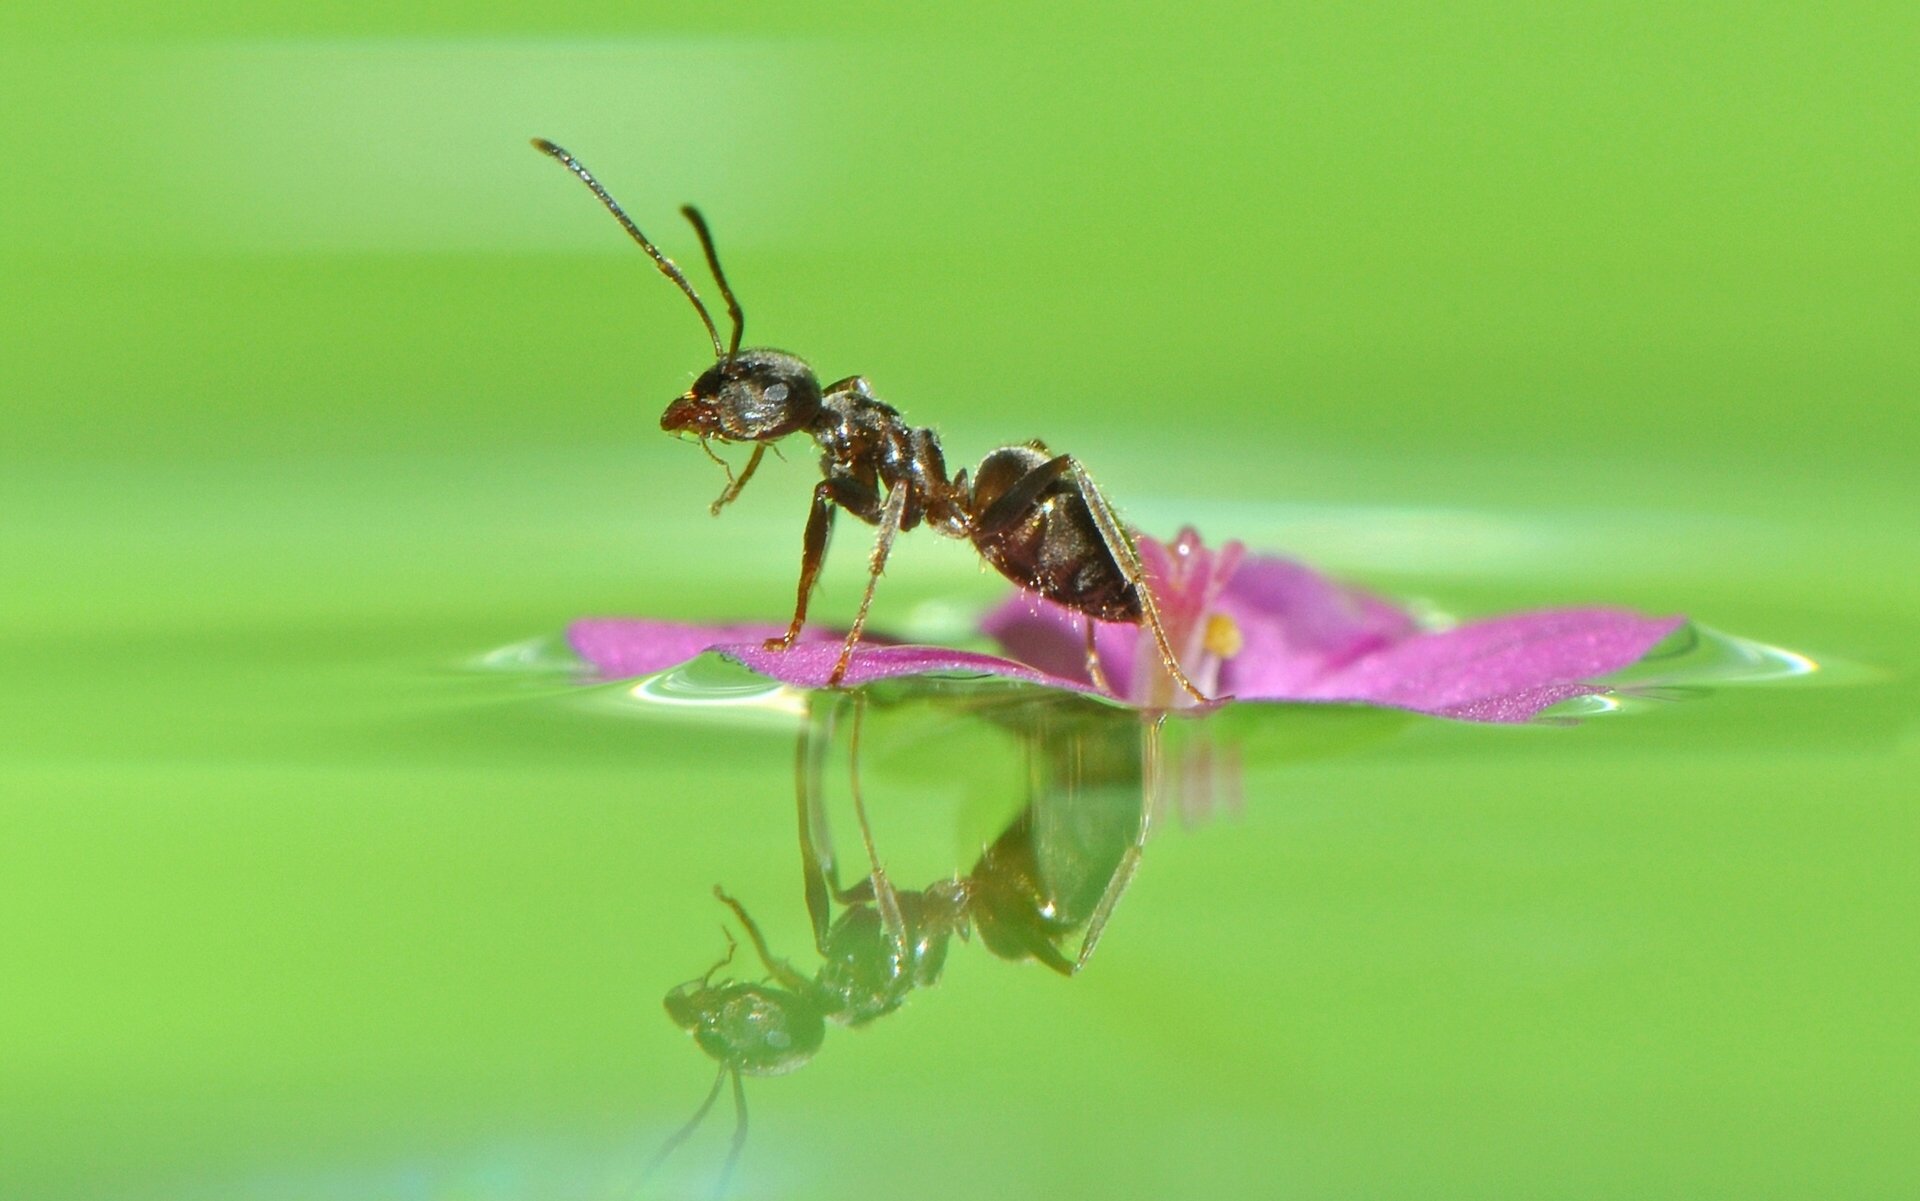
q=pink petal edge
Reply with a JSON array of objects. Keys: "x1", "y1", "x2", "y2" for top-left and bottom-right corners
[
  {"x1": 566, "y1": 618, "x2": 1093, "y2": 693},
  {"x1": 567, "y1": 608, "x2": 1683, "y2": 723},
  {"x1": 1272, "y1": 608, "x2": 1687, "y2": 722},
  {"x1": 567, "y1": 533, "x2": 1685, "y2": 726}
]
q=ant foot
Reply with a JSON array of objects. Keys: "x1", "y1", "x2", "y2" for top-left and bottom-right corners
[{"x1": 826, "y1": 642, "x2": 857, "y2": 688}]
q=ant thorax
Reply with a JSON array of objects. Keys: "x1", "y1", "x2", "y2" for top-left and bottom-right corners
[
  {"x1": 809, "y1": 387, "x2": 907, "y2": 471},
  {"x1": 808, "y1": 383, "x2": 970, "y2": 539}
]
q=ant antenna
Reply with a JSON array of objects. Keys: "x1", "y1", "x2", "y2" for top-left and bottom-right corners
[
  {"x1": 681, "y1": 205, "x2": 745, "y2": 360},
  {"x1": 530, "y1": 138, "x2": 725, "y2": 360},
  {"x1": 640, "y1": 1065, "x2": 726, "y2": 1186},
  {"x1": 637, "y1": 1065, "x2": 751, "y2": 1200},
  {"x1": 716, "y1": 1069, "x2": 749, "y2": 1199}
]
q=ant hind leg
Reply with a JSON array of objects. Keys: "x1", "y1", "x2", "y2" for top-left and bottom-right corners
[{"x1": 1066, "y1": 460, "x2": 1211, "y2": 704}]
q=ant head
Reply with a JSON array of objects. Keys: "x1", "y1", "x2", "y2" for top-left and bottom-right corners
[
  {"x1": 664, "y1": 979, "x2": 826, "y2": 1077},
  {"x1": 662, "y1": 349, "x2": 822, "y2": 442},
  {"x1": 531, "y1": 141, "x2": 820, "y2": 441}
]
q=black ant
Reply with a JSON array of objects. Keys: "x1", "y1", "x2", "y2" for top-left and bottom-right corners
[{"x1": 531, "y1": 138, "x2": 1208, "y2": 702}]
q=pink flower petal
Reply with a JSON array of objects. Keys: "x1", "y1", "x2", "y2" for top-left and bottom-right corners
[
  {"x1": 568, "y1": 619, "x2": 801, "y2": 679},
  {"x1": 978, "y1": 598, "x2": 1105, "y2": 688},
  {"x1": 567, "y1": 534, "x2": 1685, "y2": 725},
  {"x1": 567, "y1": 618, "x2": 1088, "y2": 692},
  {"x1": 1275, "y1": 608, "x2": 1686, "y2": 722}
]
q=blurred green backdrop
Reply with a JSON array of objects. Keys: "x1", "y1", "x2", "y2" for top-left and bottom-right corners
[{"x1": 3, "y1": 3, "x2": 1915, "y2": 1199}]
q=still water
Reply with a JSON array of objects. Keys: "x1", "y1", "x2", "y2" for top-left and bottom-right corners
[
  {"x1": 4, "y1": 447, "x2": 1913, "y2": 1199},
  {"x1": 5, "y1": 14, "x2": 1915, "y2": 1197}
]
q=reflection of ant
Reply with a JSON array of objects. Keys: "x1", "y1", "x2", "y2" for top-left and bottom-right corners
[
  {"x1": 532, "y1": 139, "x2": 1206, "y2": 700},
  {"x1": 650, "y1": 693, "x2": 1161, "y2": 1193}
]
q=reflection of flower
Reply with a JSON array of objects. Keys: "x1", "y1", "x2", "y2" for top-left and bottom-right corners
[{"x1": 568, "y1": 527, "x2": 1684, "y2": 724}]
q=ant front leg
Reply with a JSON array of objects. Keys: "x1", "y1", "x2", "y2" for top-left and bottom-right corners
[
  {"x1": 708, "y1": 443, "x2": 767, "y2": 516},
  {"x1": 767, "y1": 475, "x2": 883, "y2": 654},
  {"x1": 768, "y1": 480, "x2": 837, "y2": 652}
]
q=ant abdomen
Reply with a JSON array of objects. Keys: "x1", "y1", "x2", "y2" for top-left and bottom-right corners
[{"x1": 970, "y1": 445, "x2": 1144, "y2": 624}]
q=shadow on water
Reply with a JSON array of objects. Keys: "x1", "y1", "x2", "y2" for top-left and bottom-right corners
[{"x1": 637, "y1": 680, "x2": 1404, "y2": 1196}]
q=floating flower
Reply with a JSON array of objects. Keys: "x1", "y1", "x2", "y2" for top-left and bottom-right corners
[{"x1": 567, "y1": 527, "x2": 1683, "y2": 723}]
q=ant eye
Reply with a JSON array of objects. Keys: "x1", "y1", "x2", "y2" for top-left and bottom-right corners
[{"x1": 766, "y1": 383, "x2": 789, "y2": 404}]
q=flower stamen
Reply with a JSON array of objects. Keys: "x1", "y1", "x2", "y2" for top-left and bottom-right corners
[{"x1": 1203, "y1": 613, "x2": 1244, "y2": 660}]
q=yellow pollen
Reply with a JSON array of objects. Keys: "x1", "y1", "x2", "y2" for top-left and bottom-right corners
[{"x1": 1203, "y1": 613, "x2": 1243, "y2": 659}]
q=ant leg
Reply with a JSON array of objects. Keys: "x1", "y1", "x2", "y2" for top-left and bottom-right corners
[
  {"x1": 802, "y1": 696, "x2": 873, "y2": 911},
  {"x1": 765, "y1": 481, "x2": 838, "y2": 652},
  {"x1": 795, "y1": 699, "x2": 831, "y2": 950},
  {"x1": 794, "y1": 696, "x2": 853, "y2": 952},
  {"x1": 1067, "y1": 460, "x2": 1211, "y2": 704},
  {"x1": 1082, "y1": 613, "x2": 1114, "y2": 693},
  {"x1": 827, "y1": 481, "x2": 908, "y2": 687},
  {"x1": 708, "y1": 443, "x2": 766, "y2": 516},
  {"x1": 699, "y1": 927, "x2": 739, "y2": 986},
  {"x1": 971, "y1": 454, "x2": 1073, "y2": 539},
  {"x1": 847, "y1": 694, "x2": 909, "y2": 965},
  {"x1": 1072, "y1": 840, "x2": 1142, "y2": 974},
  {"x1": 712, "y1": 886, "x2": 812, "y2": 993},
  {"x1": 1071, "y1": 715, "x2": 1163, "y2": 973}
]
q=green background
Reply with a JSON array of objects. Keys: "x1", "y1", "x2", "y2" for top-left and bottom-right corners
[{"x1": 3, "y1": 4, "x2": 1914, "y2": 1199}]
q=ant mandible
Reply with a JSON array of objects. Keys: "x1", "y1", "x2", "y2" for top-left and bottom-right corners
[{"x1": 533, "y1": 138, "x2": 1207, "y2": 703}]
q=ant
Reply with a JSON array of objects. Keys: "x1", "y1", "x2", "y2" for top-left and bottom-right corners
[
  {"x1": 649, "y1": 691, "x2": 1160, "y2": 1193},
  {"x1": 532, "y1": 138, "x2": 1208, "y2": 702}
]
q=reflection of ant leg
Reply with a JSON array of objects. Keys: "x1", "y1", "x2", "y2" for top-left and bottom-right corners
[
  {"x1": 795, "y1": 696, "x2": 879, "y2": 955},
  {"x1": 795, "y1": 698, "x2": 837, "y2": 951},
  {"x1": 712, "y1": 886, "x2": 813, "y2": 995},
  {"x1": 699, "y1": 927, "x2": 738, "y2": 986},
  {"x1": 1070, "y1": 715, "x2": 1163, "y2": 974},
  {"x1": 1082, "y1": 612, "x2": 1114, "y2": 694},
  {"x1": 847, "y1": 694, "x2": 910, "y2": 965}
]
